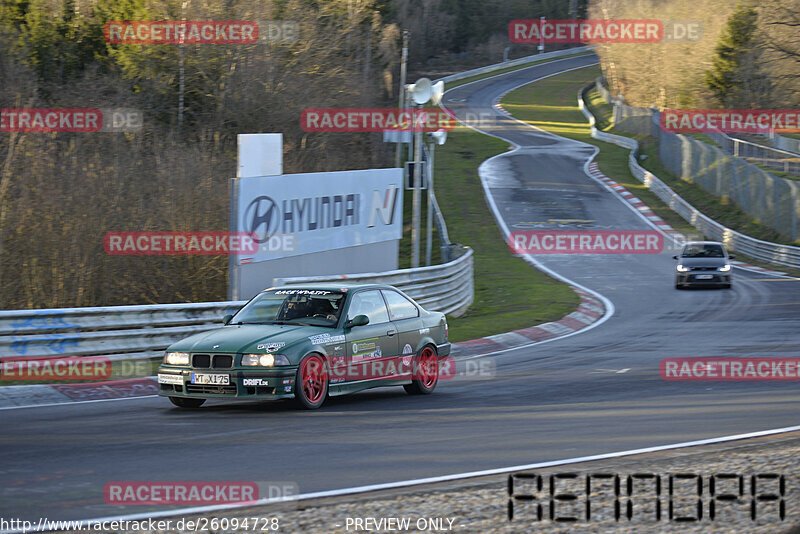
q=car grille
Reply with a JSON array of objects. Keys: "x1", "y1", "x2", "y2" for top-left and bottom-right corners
[
  {"x1": 213, "y1": 355, "x2": 233, "y2": 368},
  {"x1": 690, "y1": 266, "x2": 717, "y2": 271},
  {"x1": 185, "y1": 384, "x2": 237, "y2": 395},
  {"x1": 192, "y1": 354, "x2": 234, "y2": 369},
  {"x1": 193, "y1": 354, "x2": 210, "y2": 368}
]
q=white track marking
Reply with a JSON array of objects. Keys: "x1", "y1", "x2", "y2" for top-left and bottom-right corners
[
  {"x1": 7, "y1": 424, "x2": 800, "y2": 533},
  {"x1": 0, "y1": 394, "x2": 158, "y2": 411}
]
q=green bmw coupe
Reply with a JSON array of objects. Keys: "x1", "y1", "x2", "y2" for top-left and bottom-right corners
[{"x1": 157, "y1": 284, "x2": 450, "y2": 409}]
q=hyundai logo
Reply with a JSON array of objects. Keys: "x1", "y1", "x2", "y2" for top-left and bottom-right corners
[{"x1": 243, "y1": 195, "x2": 281, "y2": 244}]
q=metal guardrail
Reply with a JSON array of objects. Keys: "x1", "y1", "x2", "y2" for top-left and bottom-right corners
[
  {"x1": 0, "y1": 301, "x2": 244, "y2": 360},
  {"x1": 274, "y1": 246, "x2": 474, "y2": 317},
  {"x1": 708, "y1": 131, "x2": 800, "y2": 177},
  {"x1": 771, "y1": 133, "x2": 800, "y2": 155},
  {"x1": 436, "y1": 46, "x2": 592, "y2": 84},
  {"x1": 578, "y1": 83, "x2": 800, "y2": 269},
  {"x1": 0, "y1": 248, "x2": 474, "y2": 360}
]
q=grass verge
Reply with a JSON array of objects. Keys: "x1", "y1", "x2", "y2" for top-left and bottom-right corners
[
  {"x1": 502, "y1": 66, "x2": 699, "y2": 241},
  {"x1": 444, "y1": 51, "x2": 594, "y2": 90},
  {"x1": 429, "y1": 127, "x2": 579, "y2": 342}
]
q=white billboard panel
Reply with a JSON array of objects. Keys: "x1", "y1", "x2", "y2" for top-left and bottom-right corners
[
  {"x1": 237, "y1": 133, "x2": 283, "y2": 178},
  {"x1": 235, "y1": 168, "x2": 403, "y2": 264}
]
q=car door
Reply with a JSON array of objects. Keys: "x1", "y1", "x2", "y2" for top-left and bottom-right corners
[
  {"x1": 344, "y1": 289, "x2": 399, "y2": 386},
  {"x1": 381, "y1": 289, "x2": 423, "y2": 369}
]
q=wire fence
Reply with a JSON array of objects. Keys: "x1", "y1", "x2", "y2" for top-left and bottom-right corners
[
  {"x1": 579, "y1": 84, "x2": 800, "y2": 268},
  {"x1": 707, "y1": 132, "x2": 800, "y2": 177},
  {"x1": 596, "y1": 77, "x2": 800, "y2": 240}
]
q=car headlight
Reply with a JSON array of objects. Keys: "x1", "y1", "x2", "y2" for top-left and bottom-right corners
[
  {"x1": 242, "y1": 354, "x2": 291, "y2": 367},
  {"x1": 719, "y1": 264, "x2": 731, "y2": 272},
  {"x1": 164, "y1": 352, "x2": 190, "y2": 365},
  {"x1": 676, "y1": 264, "x2": 690, "y2": 272}
]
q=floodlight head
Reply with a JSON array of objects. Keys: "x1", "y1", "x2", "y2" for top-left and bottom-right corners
[
  {"x1": 431, "y1": 129, "x2": 448, "y2": 145},
  {"x1": 431, "y1": 81, "x2": 445, "y2": 105},
  {"x1": 410, "y1": 77, "x2": 432, "y2": 105}
]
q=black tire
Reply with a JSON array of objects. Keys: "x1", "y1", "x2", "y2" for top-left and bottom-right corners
[
  {"x1": 404, "y1": 346, "x2": 438, "y2": 395},
  {"x1": 169, "y1": 396, "x2": 205, "y2": 409},
  {"x1": 294, "y1": 354, "x2": 329, "y2": 409}
]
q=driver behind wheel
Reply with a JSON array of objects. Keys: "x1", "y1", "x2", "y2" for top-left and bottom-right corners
[
  {"x1": 281, "y1": 298, "x2": 312, "y2": 320},
  {"x1": 309, "y1": 297, "x2": 338, "y2": 321}
]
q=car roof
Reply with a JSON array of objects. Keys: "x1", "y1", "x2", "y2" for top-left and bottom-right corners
[
  {"x1": 683, "y1": 241, "x2": 724, "y2": 246},
  {"x1": 262, "y1": 283, "x2": 394, "y2": 293}
]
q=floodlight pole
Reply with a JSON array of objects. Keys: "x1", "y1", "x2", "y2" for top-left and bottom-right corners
[
  {"x1": 411, "y1": 105, "x2": 423, "y2": 268},
  {"x1": 426, "y1": 138, "x2": 435, "y2": 266},
  {"x1": 395, "y1": 30, "x2": 408, "y2": 168},
  {"x1": 178, "y1": 0, "x2": 188, "y2": 128}
]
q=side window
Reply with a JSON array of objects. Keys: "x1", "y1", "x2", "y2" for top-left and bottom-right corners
[
  {"x1": 381, "y1": 290, "x2": 419, "y2": 321},
  {"x1": 347, "y1": 290, "x2": 390, "y2": 325}
]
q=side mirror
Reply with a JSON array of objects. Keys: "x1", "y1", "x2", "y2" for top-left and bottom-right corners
[
  {"x1": 345, "y1": 314, "x2": 369, "y2": 329},
  {"x1": 223, "y1": 314, "x2": 233, "y2": 325},
  {"x1": 728, "y1": 254, "x2": 736, "y2": 259},
  {"x1": 672, "y1": 255, "x2": 679, "y2": 260}
]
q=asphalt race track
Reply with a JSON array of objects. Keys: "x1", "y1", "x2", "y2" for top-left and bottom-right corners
[{"x1": 3, "y1": 54, "x2": 800, "y2": 523}]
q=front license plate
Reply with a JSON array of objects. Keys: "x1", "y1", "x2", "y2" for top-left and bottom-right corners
[
  {"x1": 158, "y1": 373, "x2": 183, "y2": 385},
  {"x1": 190, "y1": 373, "x2": 229, "y2": 385},
  {"x1": 695, "y1": 274, "x2": 713, "y2": 280}
]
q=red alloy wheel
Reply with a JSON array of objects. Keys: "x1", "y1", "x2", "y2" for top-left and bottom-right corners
[
  {"x1": 301, "y1": 355, "x2": 327, "y2": 404},
  {"x1": 417, "y1": 347, "x2": 437, "y2": 389}
]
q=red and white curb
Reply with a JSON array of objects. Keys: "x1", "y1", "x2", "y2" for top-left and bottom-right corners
[
  {"x1": 0, "y1": 377, "x2": 157, "y2": 409},
  {"x1": 450, "y1": 288, "x2": 604, "y2": 357},
  {"x1": 586, "y1": 162, "x2": 787, "y2": 277},
  {"x1": 0, "y1": 290, "x2": 607, "y2": 408}
]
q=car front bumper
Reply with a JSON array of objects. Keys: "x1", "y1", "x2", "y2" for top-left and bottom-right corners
[
  {"x1": 676, "y1": 272, "x2": 731, "y2": 286},
  {"x1": 157, "y1": 366, "x2": 297, "y2": 399}
]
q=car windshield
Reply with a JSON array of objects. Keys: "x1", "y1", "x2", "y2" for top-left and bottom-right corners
[
  {"x1": 681, "y1": 244, "x2": 725, "y2": 258},
  {"x1": 231, "y1": 289, "x2": 346, "y2": 327}
]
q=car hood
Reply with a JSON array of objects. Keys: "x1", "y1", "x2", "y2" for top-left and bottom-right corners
[
  {"x1": 167, "y1": 324, "x2": 333, "y2": 354},
  {"x1": 679, "y1": 257, "x2": 728, "y2": 268}
]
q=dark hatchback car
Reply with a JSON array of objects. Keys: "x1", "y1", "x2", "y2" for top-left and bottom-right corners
[{"x1": 674, "y1": 241, "x2": 734, "y2": 289}]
